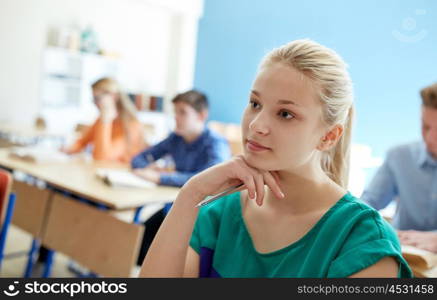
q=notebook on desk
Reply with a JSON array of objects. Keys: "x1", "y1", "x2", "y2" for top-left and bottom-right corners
[{"x1": 96, "y1": 169, "x2": 156, "y2": 189}]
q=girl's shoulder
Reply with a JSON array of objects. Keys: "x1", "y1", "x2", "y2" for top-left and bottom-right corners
[
  {"x1": 194, "y1": 192, "x2": 242, "y2": 237},
  {"x1": 191, "y1": 192, "x2": 241, "y2": 253},
  {"x1": 325, "y1": 192, "x2": 399, "y2": 245},
  {"x1": 324, "y1": 193, "x2": 412, "y2": 278}
]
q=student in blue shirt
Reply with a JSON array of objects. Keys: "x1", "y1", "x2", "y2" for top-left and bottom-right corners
[
  {"x1": 131, "y1": 90, "x2": 231, "y2": 264},
  {"x1": 361, "y1": 82, "x2": 437, "y2": 253}
]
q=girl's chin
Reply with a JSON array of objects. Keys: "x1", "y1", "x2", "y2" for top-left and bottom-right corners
[{"x1": 243, "y1": 153, "x2": 275, "y2": 171}]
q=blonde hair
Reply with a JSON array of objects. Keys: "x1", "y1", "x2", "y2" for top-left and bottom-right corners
[{"x1": 260, "y1": 39, "x2": 354, "y2": 188}]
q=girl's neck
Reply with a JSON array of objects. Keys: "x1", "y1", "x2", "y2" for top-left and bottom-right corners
[
  {"x1": 264, "y1": 167, "x2": 346, "y2": 216},
  {"x1": 182, "y1": 124, "x2": 205, "y2": 143}
]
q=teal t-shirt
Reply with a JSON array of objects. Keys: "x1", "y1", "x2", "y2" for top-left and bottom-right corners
[{"x1": 189, "y1": 191, "x2": 413, "y2": 278}]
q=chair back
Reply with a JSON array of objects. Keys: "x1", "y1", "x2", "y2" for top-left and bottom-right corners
[{"x1": 0, "y1": 169, "x2": 13, "y2": 228}]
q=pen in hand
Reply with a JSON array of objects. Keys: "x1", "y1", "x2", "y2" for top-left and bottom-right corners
[{"x1": 195, "y1": 183, "x2": 244, "y2": 207}]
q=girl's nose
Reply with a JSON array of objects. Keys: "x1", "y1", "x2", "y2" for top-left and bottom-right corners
[{"x1": 249, "y1": 113, "x2": 270, "y2": 135}]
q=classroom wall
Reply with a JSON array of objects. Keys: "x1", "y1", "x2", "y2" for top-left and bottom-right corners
[
  {"x1": 0, "y1": 0, "x2": 202, "y2": 127},
  {"x1": 194, "y1": 0, "x2": 437, "y2": 159}
]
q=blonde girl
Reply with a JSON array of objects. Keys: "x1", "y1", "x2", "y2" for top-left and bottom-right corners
[
  {"x1": 139, "y1": 40, "x2": 412, "y2": 278},
  {"x1": 65, "y1": 77, "x2": 146, "y2": 162}
]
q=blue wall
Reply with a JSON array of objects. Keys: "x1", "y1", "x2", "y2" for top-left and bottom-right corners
[{"x1": 194, "y1": 0, "x2": 437, "y2": 158}]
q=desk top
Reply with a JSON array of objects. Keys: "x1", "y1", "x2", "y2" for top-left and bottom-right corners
[
  {"x1": 0, "y1": 123, "x2": 65, "y2": 139},
  {"x1": 0, "y1": 149, "x2": 179, "y2": 210}
]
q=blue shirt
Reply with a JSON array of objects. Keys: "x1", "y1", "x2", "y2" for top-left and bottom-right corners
[
  {"x1": 361, "y1": 141, "x2": 437, "y2": 230},
  {"x1": 131, "y1": 127, "x2": 231, "y2": 187}
]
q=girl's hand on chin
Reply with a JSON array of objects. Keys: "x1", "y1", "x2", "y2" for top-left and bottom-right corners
[
  {"x1": 100, "y1": 96, "x2": 118, "y2": 123},
  {"x1": 183, "y1": 155, "x2": 284, "y2": 206}
]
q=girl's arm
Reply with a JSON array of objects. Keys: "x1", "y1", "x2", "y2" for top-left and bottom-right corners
[
  {"x1": 138, "y1": 156, "x2": 284, "y2": 277},
  {"x1": 349, "y1": 257, "x2": 398, "y2": 278},
  {"x1": 92, "y1": 120, "x2": 116, "y2": 160},
  {"x1": 139, "y1": 187, "x2": 202, "y2": 277},
  {"x1": 183, "y1": 247, "x2": 200, "y2": 277},
  {"x1": 64, "y1": 121, "x2": 97, "y2": 154}
]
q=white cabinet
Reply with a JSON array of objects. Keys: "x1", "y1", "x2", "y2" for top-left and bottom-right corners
[
  {"x1": 40, "y1": 46, "x2": 119, "y2": 109},
  {"x1": 39, "y1": 47, "x2": 174, "y2": 143},
  {"x1": 39, "y1": 47, "x2": 120, "y2": 133}
]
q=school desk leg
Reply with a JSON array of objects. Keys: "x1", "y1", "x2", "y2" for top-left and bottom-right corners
[
  {"x1": 24, "y1": 239, "x2": 40, "y2": 278},
  {"x1": 133, "y1": 206, "x2": 144, "y2": 224},
  {"x1": 42, "y1": 250, "x2": 55, "y2": 278}
]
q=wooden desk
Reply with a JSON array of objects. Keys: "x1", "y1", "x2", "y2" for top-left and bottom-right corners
[
  {"x1": 0, "y1": 148, "x2": 180, "y2": 277},
  {"x1": 0, "y1": 149, "x2": 179, "y2": 210}
]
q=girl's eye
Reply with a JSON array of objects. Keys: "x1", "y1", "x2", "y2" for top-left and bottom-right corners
[
  {"x1": 249, "y1": 100, "x2": 261, "y2": 109},
  {"x1": 278, "y1": 110, "x2": 295, "y2": 120}
]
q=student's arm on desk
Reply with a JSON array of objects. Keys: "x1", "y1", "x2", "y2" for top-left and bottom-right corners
[
  {"x1": 360, "y1": 157, "x2": 398, "y2": 210},
  {"x1": 131, "y1": 135, "x2": 173, "y2": 169},
  {"x1": 65, "y1": 120, "x2": 97, "y2": 154},
  {"x1": 159, "y1": 172, "x2": 197, "y2": 187},
  {"x1": 399, "y1": 230, "x2": 437, "y2": 253},
  {"x1": 133, "y1": 166, "x2": 197, "y2": 186}
]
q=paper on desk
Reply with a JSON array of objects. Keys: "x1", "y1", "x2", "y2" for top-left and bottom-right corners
[
  {"x1": 96, "y1": 168, "x2": 156, "y2": 189},
  {"x1": 9, "y1": 146, "x2": 70, "y2": 163}
]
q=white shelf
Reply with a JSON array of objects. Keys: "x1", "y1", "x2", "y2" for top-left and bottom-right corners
[
  {"x1": 39, "y1": 47, "x2": 120, "y2": 134},
  {"x1": 40, "y1": 47, "x2": 119, "y2": 109}
]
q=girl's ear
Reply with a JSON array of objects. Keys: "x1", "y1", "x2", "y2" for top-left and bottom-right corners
[{"x1": 317, "y1": 124, "x2": 344, "y2": 151}]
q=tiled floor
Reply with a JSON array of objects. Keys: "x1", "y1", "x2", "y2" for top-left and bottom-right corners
[{"x1": 0, "y1": 203, "x2": 163, "y2": 278}]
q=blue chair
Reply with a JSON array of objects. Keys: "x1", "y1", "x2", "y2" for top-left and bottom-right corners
[{"x1": 0, "y1": 169, "x2": 16, "y2": 270}]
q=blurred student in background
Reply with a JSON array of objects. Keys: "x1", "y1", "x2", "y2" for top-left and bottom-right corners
[
  {"x1": 63, "y1": 77, "x2": 146, "y2": 162},
  {"x1": 362, "y1": 82, "x2": 437, "y2": 253},
  {"x1": 38, "y1": 77, "x2": 146, "y2": 264},
  {"x1": 131, "y1": 90, "x2": 231, "y2": 265}
]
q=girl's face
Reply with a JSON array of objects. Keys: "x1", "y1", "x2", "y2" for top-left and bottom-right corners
[
  {"x1": 242, "y1": 63, "x2": 327, "y2": 172},
  {"x1": 173, "y1": 102, "x2": 205, "y2": 136}
]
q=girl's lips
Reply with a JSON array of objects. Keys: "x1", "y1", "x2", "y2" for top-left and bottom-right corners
[{"x1": 246, "y1": 139, "x2": 271, "y2": 152}]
